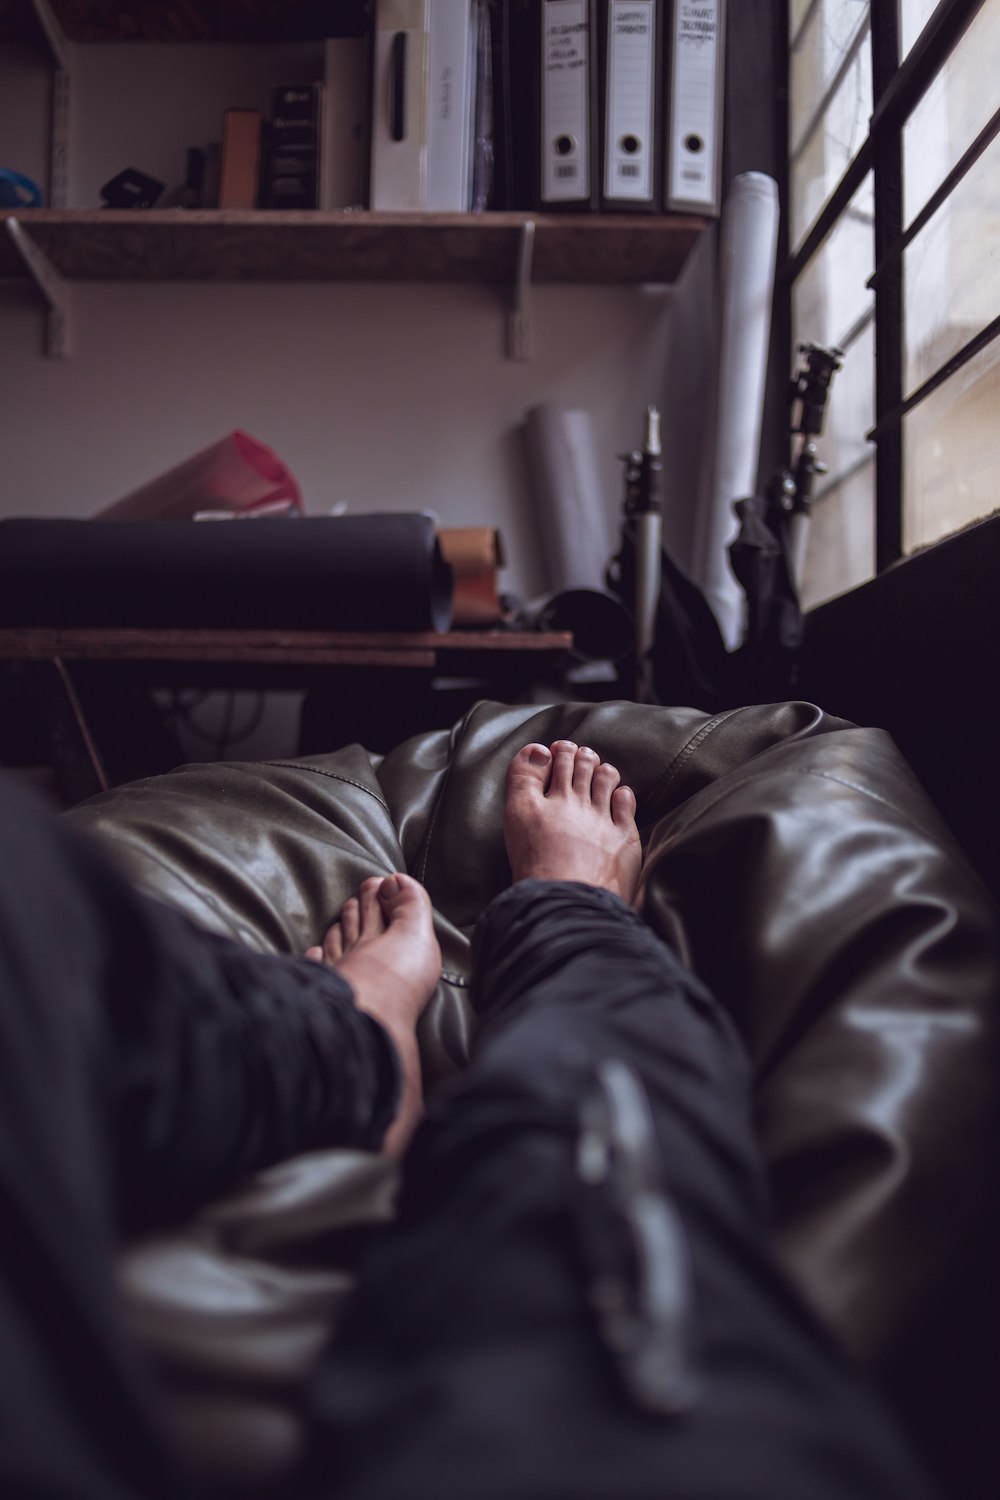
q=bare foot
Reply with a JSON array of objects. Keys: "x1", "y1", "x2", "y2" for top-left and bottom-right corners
[
  {"x1": 504, "y1": 740, "x2": 642, "y2": 903},
  {"x1": 306, "y1": 874, "x2": 440, "y2": 1156}
]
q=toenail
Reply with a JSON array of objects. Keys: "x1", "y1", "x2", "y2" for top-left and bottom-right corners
[
  {"x1": 528, "y1": 746, "x2": 551, "y2": 766},
  {"x1": 578, "y1": 746, "x2": 597, "y2": 758}
]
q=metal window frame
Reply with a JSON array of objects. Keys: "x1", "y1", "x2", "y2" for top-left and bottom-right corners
[
  {"x1": 868, "y1": 101, "x2": 1000, "y2": 289},
  {"x1": 781, "y1": 0, "x2": 991, "y2": 576}
]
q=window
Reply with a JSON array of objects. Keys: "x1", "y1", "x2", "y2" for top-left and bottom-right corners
[{"x1": 785, "y1": 0, "x2": 999, "y2": 608}]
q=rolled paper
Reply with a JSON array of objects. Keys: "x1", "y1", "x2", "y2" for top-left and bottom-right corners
[
  {"x1": 522, "y1": 405, "x2": 616, "y2": 594},
  {"x1": 0, "y1": 515, "x2": 454, "y2": 633},
  {"x1": 692, "y1": 172, "x2": 779, "y2": 649}
]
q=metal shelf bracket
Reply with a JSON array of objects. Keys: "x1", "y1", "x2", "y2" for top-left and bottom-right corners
[
  {"x1": 507, "y1": 219, "x2": 536, "y2": 361},
  {"x1": 28, "y1": 0, "x2": 73, "y2": 209},
  {"x1": 6, "y1": 217, "x2": 71, "y2": 357},
  {"x1": 28, "y1": 0, "x2": 70, "y2": 68}
]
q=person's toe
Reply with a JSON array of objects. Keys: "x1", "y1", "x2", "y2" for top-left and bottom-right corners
[
  {"x1": 379, "y1": 872, "x2": 430, "y2": 922},
  {"x1": 358, "y1": 876, "x2": 387, "y2": 936},
  {"x1": 309, "y1": 919, "x2": 345, "y2": 965},
  {"x1": 611, "y1": 784, "x2": 637, "y2": 831},
  {"x1": 340, "y1": 897, "x2": 360, "y2": 949},
  {"x1": 548, "y1": 740, "x2": 578, "y2": 796},
  {"x1": 506, "y1": 742, "x2": 553, "y2": 798},
  {"x1": 571, "y1": 745, "x2": 601, "y2": 798},
  {"x1": 591, "y1": 760, "x2": 621, "y2": 813},
  {"x1": 325, "y1": 922, "x2": 345, "y2": 962}
]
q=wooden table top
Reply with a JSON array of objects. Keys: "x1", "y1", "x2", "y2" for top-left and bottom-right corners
[{"x1": 0, "y1": 626, "x2": 574, "y2": 669}]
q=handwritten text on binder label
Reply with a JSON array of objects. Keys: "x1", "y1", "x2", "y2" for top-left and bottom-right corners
[
  {"x1": 604, "y1": 0, "x2": 656, "y2": 202},
  {"x1": 543, "y1": 0, "x2": 591, "y2": 201},
  {"x1": 669, "y1": 0, "x2": 721, "y2": 211}
]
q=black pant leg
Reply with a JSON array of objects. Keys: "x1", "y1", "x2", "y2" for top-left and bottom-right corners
[
  {"x1": 306, "y1": 881, "x2": 936, "y2": 1500},
  {"x1": 0, "y1": 781, "x2": 399, "y2": 1499}
]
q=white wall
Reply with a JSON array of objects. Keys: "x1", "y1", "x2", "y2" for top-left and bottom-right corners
[
  {"x1": 1, "y1": 273, "x2": 679, "y2": 593},
  {"x1": 1, "y1": 40, "x2": 714, "y2": 759}
]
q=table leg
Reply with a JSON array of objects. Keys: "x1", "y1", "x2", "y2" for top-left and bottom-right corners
[{"x1": 22, "y1": 657, "x2": 109, "y2": 805}]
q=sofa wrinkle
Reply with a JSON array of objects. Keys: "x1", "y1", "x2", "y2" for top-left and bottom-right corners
[
  {"x1": 413, "y1": 700, "x2": 479, "y2": 884},
  {"x1": 648, "y1": 761, "x2": 958, "y2": 865},
  {"x1": 647, "y1": 707, "x2": 748, "y2": 809},
  {"x1": 797, "y1": 767, "x2": 955, "y2": 855},
  {"x1": 112, "y1": 840, "x2": 256, "y2": 946},
  {"x1": 261, "y1": 762, "x2": 391, "y2": 814}
]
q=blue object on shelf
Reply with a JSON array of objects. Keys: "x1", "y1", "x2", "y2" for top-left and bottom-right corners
[{"x1": 0, "y1": 170, "x2": 43, "y2": 208}]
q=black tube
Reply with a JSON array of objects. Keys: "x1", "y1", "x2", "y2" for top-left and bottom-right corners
[{"x1": 0, "y1": 515, "x2": 454, "y2": 632}]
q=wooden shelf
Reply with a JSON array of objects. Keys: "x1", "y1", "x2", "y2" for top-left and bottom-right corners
[
  {"x1": 0, "y1": 626, "x2": 576, "y2": 696},
  {"x1": 3, "y1": 624, "x2": 576, "y2": 800},
  {"x1": 0, "y1": 0, "x2": 369, "y2": 45},
  {"x1": 0, "y1": 626, "x2": 574, "y2": 666},
  {"x1": 0, "y1": 209, "x2": 706, "y2": 285}
]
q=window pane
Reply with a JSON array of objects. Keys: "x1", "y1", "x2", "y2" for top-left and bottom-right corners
[
  {"x1": 799, "y1": 459, "x2": 876, "y2": 609},
  {"x1": 790, "y1": 1, "x2": 869, "y2": 148},
  {"x1": 903, "y1": 0, "x2": 1000, "y2": 227},
  {"x1": 899, "y1": 0, "x2": 939, "y2": 59},
  {"x1": 792, "y1": 173, "x2": 874, "y2": 350},
  {"x1": 790, "y1": 2, "x2": 872, "y2": 248},
  {"x1": 789, "y1": 0, "x2": 815, "y2": 39},
  {"x1": 903, "y1": 339, "x2": 1000, "y2": 553},
  {"x1": 904, "y1": 134, "x2": 1000, "y2": 396}
]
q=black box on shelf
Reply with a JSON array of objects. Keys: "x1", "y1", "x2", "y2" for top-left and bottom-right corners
[{"x1": 263, "y1": 83, "x2": 322, "y2": 210}]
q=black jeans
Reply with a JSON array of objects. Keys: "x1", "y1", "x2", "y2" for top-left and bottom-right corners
[
  {"x1": 0, "y1": 780, "x2": 396, "y2": 1500},
  {"x1": 0, "y1": 783, "x2": 934, "y2": 1499},
  {"x1": 305, "y1": 882, "x2": 937, "y2": 1500}
]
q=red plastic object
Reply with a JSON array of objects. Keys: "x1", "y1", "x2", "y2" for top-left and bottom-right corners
[{"x1": 96, "y1": 431, "x2": 303, "y2": 521}]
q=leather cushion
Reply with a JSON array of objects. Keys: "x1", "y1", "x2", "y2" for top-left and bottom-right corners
[{"x1": 67, "y1": 699, "x2": 1000, "y2": 1484}]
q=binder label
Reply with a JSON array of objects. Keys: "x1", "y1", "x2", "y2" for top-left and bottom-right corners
[
  {"x1": 426, "y1": 0, "x2": 476, "y2": 211},
  {"x1": 604, "y1": 0, "x2": 656, "y2": 202},
  {"x1": 669, "y1": 0, "x2": 722, "y2": 211},
  {"x1": 542, "y1": 0, "x2": 592, "y2": 202}
]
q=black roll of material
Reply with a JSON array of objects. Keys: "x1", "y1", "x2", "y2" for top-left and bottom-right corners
[{"x1": 0, "y1": 515, "x2": 454, "y2": 632}]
